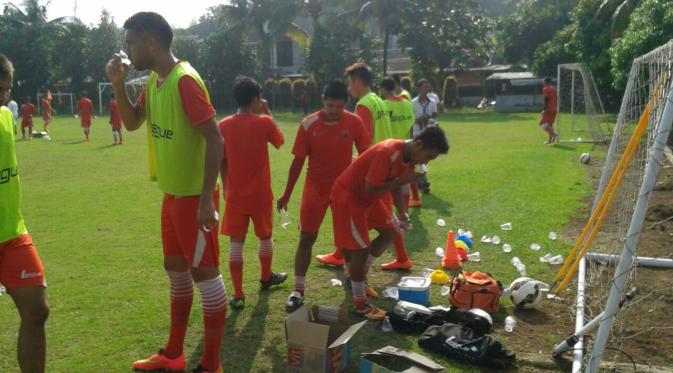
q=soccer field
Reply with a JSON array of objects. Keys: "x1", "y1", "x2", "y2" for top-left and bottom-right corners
[{"x1": 1, "y1": 110, "x2": 595, "y2": 372}]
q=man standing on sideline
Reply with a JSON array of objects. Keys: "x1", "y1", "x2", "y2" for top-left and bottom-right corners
[
  {"x1": 0, "y1": 52, "x2": 50, "y2": 373},
  {"x1": 412, "y1": 79, "x2": 438, "y2": 194},
  {"x1": 106, "y1": 12, "x2": 226, "y2": 373},
  {"x1": 76, "y1": 91, "x2": 94, "y2": 141},
  {"x1": 393, "y1": 74, "x2": 411, "y2": 101},
  {"x1": 540, "y1": 77, "x2": 558, "y2": 145}
]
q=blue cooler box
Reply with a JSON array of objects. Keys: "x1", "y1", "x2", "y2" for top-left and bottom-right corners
[{"x1": 397, "y1": 277, "x2": 431, "y2": 306}]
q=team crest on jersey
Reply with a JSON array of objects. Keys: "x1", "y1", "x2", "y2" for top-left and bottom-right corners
[{"x1": 341, "y1": 130, "x2": 350, "y2": 139}]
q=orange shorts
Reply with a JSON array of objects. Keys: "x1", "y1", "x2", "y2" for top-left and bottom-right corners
[
  {"x1": 299, "y1": 182, "x2": 332, "y2": 233},
  {"x1": 331, "y1": 187, "x2": 396, "y2": 251},
  {"x1": 222, "y1": 202, "x2": 273, "y2": 239},
  {"x1": 162, "y1": 192, "x2": 220, "y2": 268},
  {"x1": 367, "y1": 192, "x2": 397, "y2": 230},
  {"x1": 0, "y1": 234, "x2": 46, "y2": 289},
  {"x1": 540, "y1": 111, "x2": 557, "y2": 126},
  {"x1": 81, "y1": 118, "x2": 91, "y2": 128},
  {"x1": 21, "y1": 120, "x2": 32, "y2": 128}
]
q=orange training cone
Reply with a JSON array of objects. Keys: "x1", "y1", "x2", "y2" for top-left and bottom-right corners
[{"x1": 442, "y1": 230, "x2": 462, "y2": 270}]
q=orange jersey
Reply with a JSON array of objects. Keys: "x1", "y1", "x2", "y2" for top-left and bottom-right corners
[
  {"x1": 219, "y1": 114, "x2": 284, "y2": 213},
  {"x1": 20, "y1": 103, "x2": 37, "y2": 124},
  {"x1": 333, "y1": 139, "x2": 412, "y2": 208},
  {"x1": 543, "y1": 85, "x2": 557, "y2": 113},
  {"x1": 292, "y1": 111, "x2": 369, "y2": 195},
  {"x1": 41, "y1": 98, "x2": 51, "y2": 119},
  {"x1": 109, "y1": 100, "x2": 121, "y2": 128},
  {"x1": 77, "y1": 98, "x2": 94, "y2": 119}
]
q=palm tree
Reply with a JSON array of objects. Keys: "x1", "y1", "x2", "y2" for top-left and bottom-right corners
[{"x1": 2, "y1": 0, "x2": 74, "y2": 34}]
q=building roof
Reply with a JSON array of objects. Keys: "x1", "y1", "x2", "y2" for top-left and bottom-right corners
[{"x1": 486, "y1": 72, "x2": 537, "y2": 81}]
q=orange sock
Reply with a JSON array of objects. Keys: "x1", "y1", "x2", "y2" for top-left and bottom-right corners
[
  {"x1": 197, "y1": 275, "x2": 227, "y2": 371},
  {"x1": 394, "y1": 234, "x2": 410, "y2": 263},
  {"x1": 164, "y1": 271, "x2": 193, "y2": 358},
  {"x1": 229, "y1": 241, "x2": 244, "y2": 300},
  {"x1": 411, "y1": 182, "x2": 420, "y2": 200},
  {"x1": 259, "y1": 238, "x2": 273, "y2": 282}
]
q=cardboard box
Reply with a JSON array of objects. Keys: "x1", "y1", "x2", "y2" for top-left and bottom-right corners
[
  {"x1": 286, "y1": 304, "x2": 367, "y2": 373},
  {"x1": 360, "y1": 346, "x2": 445, "y2": 373}
]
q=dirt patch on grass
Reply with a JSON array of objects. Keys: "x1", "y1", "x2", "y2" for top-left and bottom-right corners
[{"x1": 504, "y1": 155, "x2": 673, "y2": 371}]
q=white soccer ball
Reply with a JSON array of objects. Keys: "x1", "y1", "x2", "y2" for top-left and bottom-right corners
[
  {"x1": 579, "y1": 152, "x2": 591, "y2": 164},
  {"x1": 507, "y1": 277, "x2": 544, "y2": 309}
]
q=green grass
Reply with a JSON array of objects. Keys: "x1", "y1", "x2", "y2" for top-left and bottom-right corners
[{"x1": 0, "y1": 110, "x2": 597, "y2": 372}]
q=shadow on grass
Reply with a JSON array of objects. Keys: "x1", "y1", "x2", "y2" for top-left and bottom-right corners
[
  {"x1": 61, "y1": 140, "x2": 85, "y2": 145},
  {"x1": 187, "y1": 290, "x2": 278, "y2": 371},
  {"x1": 443, "y1": 112, "x2": 533, "y2": 124},
  {"x1": 550, "y1": 144, "x2": 578, "y2": 152},
  {"x1": 406, "y1": 194, "x2": 453, "y2": 257}
]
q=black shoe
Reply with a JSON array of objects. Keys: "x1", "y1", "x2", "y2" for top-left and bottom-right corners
[
  {"x1": 260, "y1": 272, "x2": 288, "y2": 289},
  {"x1": 229, "y1": 297, "x2": 245, "y2": 310},
  {"x1": 285, "y1": 291, "x2": 304, "y2": 313}
]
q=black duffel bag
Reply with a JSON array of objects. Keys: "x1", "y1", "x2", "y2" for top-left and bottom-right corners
[{"x1": 418, "y1": 323, "x2": 515, "y2": 370}]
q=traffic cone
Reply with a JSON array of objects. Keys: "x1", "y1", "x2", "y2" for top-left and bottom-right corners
[{"x1": 442, "y1": 230, "x2": 462, "y2": 270}]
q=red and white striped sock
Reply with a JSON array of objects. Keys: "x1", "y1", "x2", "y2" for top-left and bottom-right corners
[
  {"x1": 229, "y1": 241, "x2": 244, "y2": 300},
  {"x1": 365, "y1": 254, "x2": 378, "y2": 275},
  {"x1": 259, "y1": 238, "x2": 273, "y2": 282},
  {"x1": 163, "y1": 270, "x2": 193, "y2": 359},
  {"x1": 351, "y1": 280, "x2": 367, "y2": 309},
  {"x1": 196, "y1": 275, "x2": 227, "y2": 372}
]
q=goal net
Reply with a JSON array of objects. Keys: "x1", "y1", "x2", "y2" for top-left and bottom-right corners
[
  {"x1": 556, "y1": 63, "x2": 611, "y2": 144},
  {"x1": 558, "y1": 41, "x2": 673, "y2": 372},
  {"x1": 36, "y1": 92, "x2": 74, "y2": 115}
]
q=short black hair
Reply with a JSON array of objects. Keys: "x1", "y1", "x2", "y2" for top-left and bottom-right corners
[
  {"x1": 233, "y1": 75, "x2": 261, "y2": 108},
  {"x1": 0, "y1": 53, "x2": 14, "y2": 80},
  {"x1": 380, "y1": 77, "x2": 396, "y2": 92},
  {"x1": 414, "y1": 126, "x2": 449, "y2": 154},
  {"x1": 544, "y1": 77, "x2": 553, "y2": 85},
  {"x1": 416, "y1": 78, "x2": 430, "y2": 88},
  {"x1": 81, "y1": 91, "x2": 88, "y2": 97},
  {"x1": 110, "y1": 93, "x2": 115, "y2": 99},
  {"x1": 323, "y1": 79, "x2": 348, "y2": 101},
  {"x1": 392, "y1": 74, "x2": 402, "y2": 85},
  {"x1": 345, "y1": 62, "x2": 372, "y2": 86},
  {"x1": 123, "y1": 12, "x2": 173, "y2": 50},
  {"x1": 24, "y1": 96, "x2": 31, "y2": 102}
]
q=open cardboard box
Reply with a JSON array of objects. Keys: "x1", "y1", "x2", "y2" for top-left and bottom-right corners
[{"x1": 286, "y1": 304, "x2": 367, "y2": 372}]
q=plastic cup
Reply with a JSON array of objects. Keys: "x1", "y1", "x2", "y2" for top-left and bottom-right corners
[
  {"x1": 504, "y1": 316, "x2": 516, "y2": 332},
  {"x1": 530, "y1": 243, "x2": 541, "y2": 251},
  {"x1": 492, "y1": 236, "x2": 501, "y2": 245},
  {"x1": 548, "y1": 231, "x2": 558, "y2": 240},
  {"x1": 436, "y1": 219, "x2": 446, "y2": 227},
  {"x1": 502, "y1": 243, "x2": 512, "y2": 253},
  {"x1": 467, "y1": 252, "x2": 481, "y2": 262}
]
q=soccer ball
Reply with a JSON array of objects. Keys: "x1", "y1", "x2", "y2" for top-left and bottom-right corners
[
  {"x1": 74, "y1": 114, "x2": 79, "y2": 119},
  {"x1": 579, "y1": 152, "x2": 591, "y2": 164},
  {"x1": 507, "y1": 277, "x2": 544, "y2": 309}
]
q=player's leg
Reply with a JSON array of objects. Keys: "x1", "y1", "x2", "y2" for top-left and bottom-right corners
[
  {"x1": 133, "y1": 195, "x2": 190, "y2": 372},
  {"x1": 117, "y1": 130, "x2": 122, "y2": 145},
  {"x1": 8, "y1": 287, "x2": 49, "y2": 373},
  {"x1": 21, "y1": 124, "x2": 25, "y2": 139},
  {"x1": 221, "y1": 206, "x2": 248, "y2": 308},
  {"x1": 27, "y1": 124, "x2": 32, "y2": 140},
  {"x1": 2, "y1": 235, "x2": 49, "y2": 373},
  {"x1": 253, "y1": 206, "x2": 287, "y2": 289},
  {"x1": 409, "y1": 182, "x2": 422, "y2": 207},
  {"x1": 174, "y1": 193, "x2": 227, "y2": 373},
  {"x1": 287, "y1": 197, "x2": 329, "y2": 312}
]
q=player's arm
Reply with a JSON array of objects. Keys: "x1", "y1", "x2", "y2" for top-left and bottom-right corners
[
  {"x1": 365, "y1": 171, "x2": 424, "y2": 194},
  {"x1": 391, "y1": 186, "x2": 410, "y2": 228},
  {"x1": 195, "y1": 119, "x2": 224, "y2": 230},
  {"x1": 220, "y1": 155, "x2": 228, "y2": 199},
  {"x1": 364, "y1": 153, "x2": 424, "y2": 194},
  {"x1": 277, "y1": 155, "x2": 306, "y2": 211},
  {"x1": 355, "y1": 105, "x2": 374, "y2": 142},
  {"x1": 105, "y1": 56, "x2": 145, "y2": 131}
]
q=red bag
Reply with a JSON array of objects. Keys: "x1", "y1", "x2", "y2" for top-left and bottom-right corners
[{"x1": 449, "y1": 271, "x2": 502, "y2": 313}]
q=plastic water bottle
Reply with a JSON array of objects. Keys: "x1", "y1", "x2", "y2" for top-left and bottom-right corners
[
  {"x1": 382, "y1": 316, "x2": 393, "y2": 332},
  {"x1": 539, "y1": 253, "x2": 553, "y2": 263},
  {"x1": 500, "y1": 222, "x2": 512, "y2": 231},
  {"x1": 502, "y1": 243, "x2": 512, "y2": 253},
  {"x1": 530, "y1": 243, "x2": 541, "y2": 251},
  {"x1": 280, "y1": 209, "x2": 292, "y2": 229},
  {"x1": 467, "y1": 252, "x2": 481, "y2": 262},
  {"x1": 511, "y1": 257, "x2": 527, "y2": 277},
  {"x1": 549, "y1": 255, "x2": 564, "y2": 265},
  {"x1": 492, "y1": 236, "x2": 501, "y2": 245},
  {"x1": 504, "y1": 316, "x2": 517, "y2": 332},
  {"x1": 382, "y1": 287, "x2": 399, "y2": 300},
  {"x1": 548, "y1": 231, "x2": 558, "y2": 240}
]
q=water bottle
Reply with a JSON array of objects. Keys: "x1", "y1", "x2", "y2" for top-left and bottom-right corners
[
  {"x1": 511, "y1": 256, "x2": 527, "y2": 276},
  {"x1": 549, "y1": 255, "x2": 564, "y2": 265},
  {"x1": 280, "y1": 209, "x2": 292, "y2": 229},
  {"x1": 500, "y1": 222, "x2": 512, "y2": 231},
  {"x1": 539, "y1": 253, "x2": 553, "y2": 263},
  {"x1": 504, "y1": 316, "x2": 517, "y2": 332},
  {"x1": 381, "y1": 316, "x2": 393, "y2": 332}
]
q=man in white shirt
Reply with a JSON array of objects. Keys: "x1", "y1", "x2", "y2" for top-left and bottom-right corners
[
  {"x1": 6, "y1": 97, "x2": 18, "y2": 134},
  {"x1": 411, "y1": 79, "x2": 438, "y2": 194},
  {"x1": 412, "y1": 79, "x2": 438, "y2": 136}
]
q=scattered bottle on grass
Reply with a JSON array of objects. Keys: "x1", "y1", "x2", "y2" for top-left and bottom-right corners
[
  {"x1": 500, "y1": 222, "x2": 512, "y2": 231},
  {"x1": 504, "y1": 316, "x2": 517, "y2": 332},
  {"x1": 548, "y1": 231, "x2": 558, "y2": 240}
]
